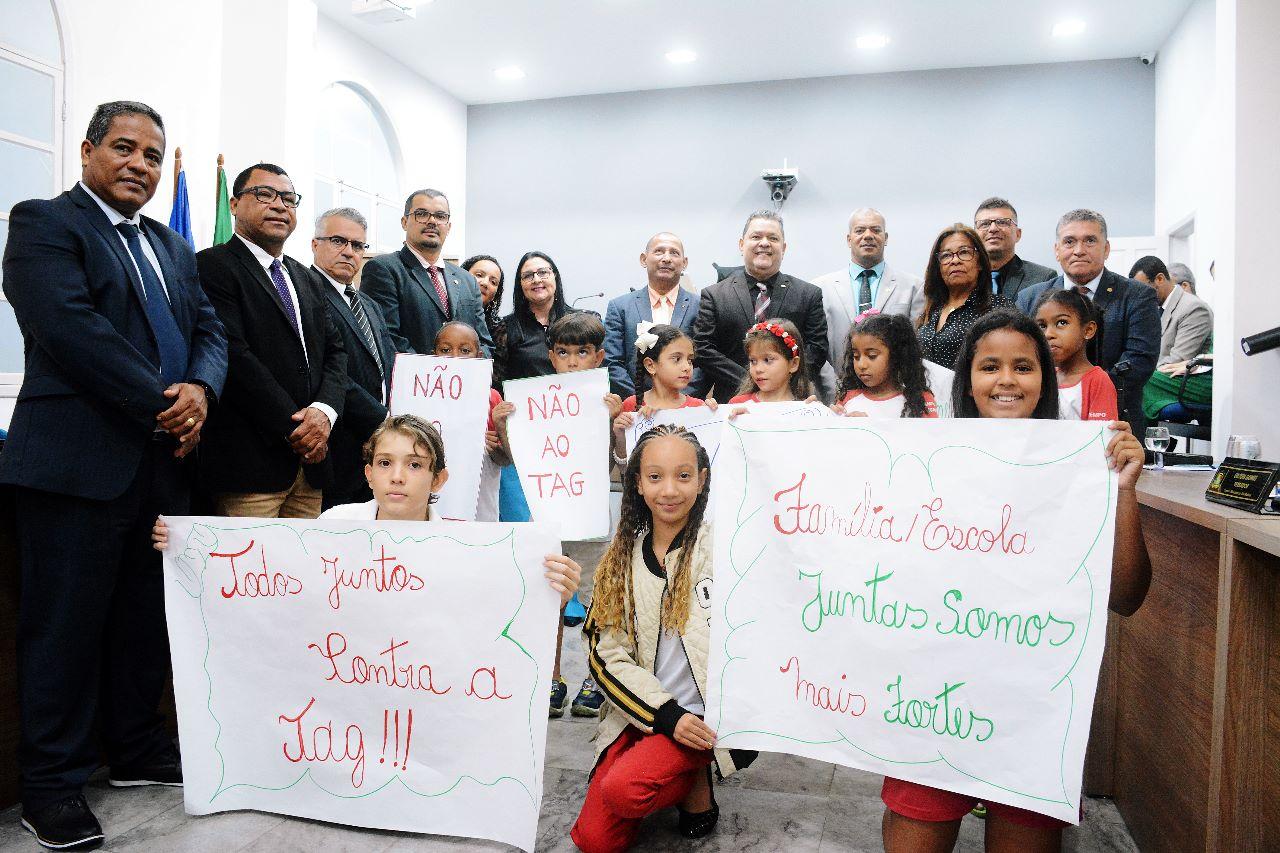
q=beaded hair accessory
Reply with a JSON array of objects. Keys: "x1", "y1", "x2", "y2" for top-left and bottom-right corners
[{"x1": 748, "y1": 322, "x2": 800, "y2": 357}]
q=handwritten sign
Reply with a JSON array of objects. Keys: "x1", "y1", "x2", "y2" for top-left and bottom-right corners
[
  {"x1": 162, "y1": 516, "x2": 560, "y2": 852},
  {"x1": 503, "y1": 368, "x2": 611, "y2": 540},
  {"x1": 706, "y1": 418, "x2": 1116, "y2": 824},
  {"x1": 924, "y1": 362, "x2": 955, "y2": 419},
  {"x1": 389, "y1": 354, "x2": 493, "y2": 520},
  {"x1": 623, "y1": 407, "x2": 725, "y2": 461}
]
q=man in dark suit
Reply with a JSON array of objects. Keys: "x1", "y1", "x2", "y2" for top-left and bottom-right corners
[
  {"x1": 692, "y1": 210, "x2": 828, "y2": 399},
  {"x1": 360, "y1": 188, "x2": 492, "y2": 355},
  {"x1": 1015, "y1": 209, "x2": 1161, "y2": 433},
  {"x1": 309, "y1": 207, "x2": 396, "y2": 509},
  {"x1": 603, "y1": 232, "x2": 700, "y2": 397},
  {"x1": 0, "y1": 101, "x2": 227, "y2": 849},
  {"x1": 974, "y1": 197, "x2": 1058, "y2": 302},
  {"x1": 196, "y1": 163, "x2": 347, "y2": 518}
]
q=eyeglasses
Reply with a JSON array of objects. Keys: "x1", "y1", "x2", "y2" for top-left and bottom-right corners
[
  {"x1": 237, "y1": 185, "x2": 302, "y2": 208},
  {"x1": 411, "y1": 209, "x2": 452, "y2": 224},
  {"x1": 975, "y1": 217, "x2": 1016, "y2": 231},
  {"x1": 520, "y1": 267, "x2": 555, "y2": 282},
  {"x1": 937, "y1": 247, "x2": 978, "y2": 264},
  {"x1": 318, "y1": 235, "x2": 370, "y2": 252}
]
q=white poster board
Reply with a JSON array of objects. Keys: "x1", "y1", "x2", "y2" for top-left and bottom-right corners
[
  {"x1": 706, "y1": 417, "x2": 1116, "y2": 824},
  {"x1": 925, "y1": 362, "x2": 955, "y2": 419},
  {"x1": 503, "y1": 368, "x2": 611, "y2": 540},
  {"x1": 388, "y1": 354, "x2": 493, "y2": 520},
  {"x1": 162, "y1": 516, "x2": 559, "y2": 852},
  {"x1": 623, "y1": 407, "x2": 725, "y2": 462}
]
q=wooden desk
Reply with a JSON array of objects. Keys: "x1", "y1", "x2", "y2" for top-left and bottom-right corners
[{"x1": 1086, "y1": 470, "x2": 1280, "y2": 852}]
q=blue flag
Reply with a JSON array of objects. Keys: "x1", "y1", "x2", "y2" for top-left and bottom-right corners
[{"x1": 168, "y1": 169, "x2": 195, "y2": 249}]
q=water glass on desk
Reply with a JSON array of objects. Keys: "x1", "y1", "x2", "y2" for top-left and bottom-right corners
[
  {"x1": 1145, "y1": 426, "x2": 1170, "y2": 469},
  {"x1": 1225, "y1": 434, "x2": 1262, "y2": 460}
]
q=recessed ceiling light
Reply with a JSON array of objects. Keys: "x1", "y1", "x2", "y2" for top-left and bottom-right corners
[
  {"x1": 855, "y1": 34, "x2": 890, "y2": 50},
  {"x1": 1052, "y1": 19, "x2": 1086, "y2": 38},
  {"x1": 665, "y1": 49, "x2": 698, "y2": 64},
  {"x1": 494, "y1": 65, "x2": 525, "y2": 80}
]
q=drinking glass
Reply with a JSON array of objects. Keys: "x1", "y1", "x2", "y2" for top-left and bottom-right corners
[{"x1": 1145, "y1": 426, "x2": 1171, "y2": 469}]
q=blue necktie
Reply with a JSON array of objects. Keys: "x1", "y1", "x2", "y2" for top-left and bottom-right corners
[
  {"x1": 991, "y1": 270, "x2": 1001, "y2": 295},
  {"x1": 116, "y1": 222, "x2": 188, "y2": 387},
  {"x1": 269, "y1": 258, "x2": 303, "y2": 339}
]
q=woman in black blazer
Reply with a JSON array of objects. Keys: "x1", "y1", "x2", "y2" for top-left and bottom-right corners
[{"x1": 502, "y1": 250, "x2": 571, "y2": 380}]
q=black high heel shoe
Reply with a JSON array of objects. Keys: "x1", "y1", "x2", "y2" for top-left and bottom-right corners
[{"x1": 677, "y1": 766, "x2": 719, "y2": 839}]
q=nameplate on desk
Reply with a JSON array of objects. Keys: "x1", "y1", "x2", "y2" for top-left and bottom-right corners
[{"x1": 1205, "y1": 457, "x2": 1280, "y2": 514}]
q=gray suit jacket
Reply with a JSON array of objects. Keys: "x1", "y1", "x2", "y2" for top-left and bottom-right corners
[
  {"x1": 603, "y1": 285, "x2": 699, "y2": 397},
  {"x1": 813, "y1": 263, "x2": 924, "y2": 402},
  {"x1": 1158, "y1": 285, "x2": 1213, "y2": 365},
  {"x1": 359, "y1": 246, "x2": 493, "y2": 356}
]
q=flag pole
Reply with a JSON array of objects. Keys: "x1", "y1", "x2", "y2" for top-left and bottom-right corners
[{"x1": 173, "y1": 146, "x2": 183, "y2": 198}]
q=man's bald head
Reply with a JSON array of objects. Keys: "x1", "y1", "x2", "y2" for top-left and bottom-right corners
[
  {"x1": 640, "y1": 232, "x2": 688, "y2": 292},
  {"x1": 645, "y1": 231, "x2": 684, "y2": 253}
]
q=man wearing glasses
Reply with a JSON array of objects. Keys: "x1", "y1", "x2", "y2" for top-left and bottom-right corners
[
  {"x1": 973, "y1": 197, "x2": 1057, "y2": 302},
  {"x1": 196, "y1": 163, "x2": 349, "y2": 519},
  {"x1": 360, "y1": 188, "x2": 493, "y2": 356},
  {"x1": 310, "y1": 207, "x2": 396, "y2": 509}
]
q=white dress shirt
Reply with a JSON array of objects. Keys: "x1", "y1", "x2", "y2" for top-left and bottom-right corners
[
  {"x1": 79, "y1": 181, "x2": 169, "y2": 299},
  {"x1": 1064, "y1": 271, "x2": 1104, "y2": 300},
  {"x1": 235, "y1": 233, "x2": 336, "y2": 427}
]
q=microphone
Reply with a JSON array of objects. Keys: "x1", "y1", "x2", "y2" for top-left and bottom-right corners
[{"x1": 572, "y1": 292, "x2": 605, "y2": 307}]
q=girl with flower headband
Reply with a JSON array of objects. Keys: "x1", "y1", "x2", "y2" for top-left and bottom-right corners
[
  {"x1": 612, "y1": 322, "x2": 709, "y2": 465},
  {"x1": 834, "y1": 310, "x2": 938, "y2": 418},
  {"x1": 727, "y1": 317, "x2": 813, "y2": 403}
]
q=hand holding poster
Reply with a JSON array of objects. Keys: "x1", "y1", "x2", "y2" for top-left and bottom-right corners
[
  {"x1": 162, "y1": 516, "x2": 559, "y2": 852},
  {"x1": 388, "y1": 354, "x2": 493, "y2": 520},
  {"x1": 706, "y1": 417, "x2": 1116, "y2": 824},
  {"x1": 503, "y1": 368, "x2": 611, "y2": 539}
]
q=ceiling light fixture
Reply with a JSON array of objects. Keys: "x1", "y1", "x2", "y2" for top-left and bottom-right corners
[
  {"x1": 494, "y1": 65, "x2": 525, "y2": 80},
  {"x1": 855, "y1": 34, "x2": 890, "y2": 50},
  {"x1": 665, "y1": 49, "x2": 698, "y2": 64},
  {"x1": 1052, "y1": 19, "x2": 1086, "y2": 38}
]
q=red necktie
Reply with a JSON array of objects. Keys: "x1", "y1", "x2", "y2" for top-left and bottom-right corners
[{"x1": 427, "y1": 266, "x2": 451, "y2": 318}]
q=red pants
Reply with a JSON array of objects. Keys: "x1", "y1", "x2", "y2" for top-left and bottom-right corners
[{"x1": 571, "y1": 727, "x2": 712, "y2": 853}]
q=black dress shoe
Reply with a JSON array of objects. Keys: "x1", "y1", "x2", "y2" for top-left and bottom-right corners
[
  {"x1": 108, "y1": 748, "x2": 183, "y2": 788},
  {"x1": 21, "y1": 794, "x2": 105, "y2": 850},
  {"x1": 676, "y1": 766, "x2": 719, "y2": 839}
]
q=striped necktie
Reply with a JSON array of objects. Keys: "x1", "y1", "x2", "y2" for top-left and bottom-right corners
[
  {"x1": 344, "y1": 284, "x2": 384, "y2": 376},
  {"x1": 753, "y1": 282, "x2": 770, "y2": 321}
]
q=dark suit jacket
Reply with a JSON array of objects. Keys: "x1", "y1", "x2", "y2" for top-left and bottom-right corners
[
  {"x1": 691, "y1": 271, "x2": 829, "y2": 399},
  {"x1": 603, "y1": 286, "x2": 700, "y2": 397},
  {"x1": 196, "y1": 236, "x2": 347, "y2": 493},
  {"x1": 360, "y1": 247, "x2": 493, "y2": 356},
  {"x1": 1016, "y1": 269, "x2": 1161, "y2": 428},
  {"x1": 0, "y1": 184, "x2": 227, "y2": 501},
  {"x1": 315, "y1": 267, "x2": 396, "y2": 507},
  {"x1": 995, "y1": 255, "x2": 1058, "y2": 302}
]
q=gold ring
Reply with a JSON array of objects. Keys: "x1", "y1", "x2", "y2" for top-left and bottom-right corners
[{"x1": 186, "y1": 417, "x2": 197, "y2": 427}]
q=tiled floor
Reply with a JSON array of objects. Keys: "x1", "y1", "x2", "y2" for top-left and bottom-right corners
[{"x1": 0, "y1": 542, "x2": 1140, "y2": 852}]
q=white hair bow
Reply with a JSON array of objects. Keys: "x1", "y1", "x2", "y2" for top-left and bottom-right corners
[{"x1": 635, "y1": 321, "x2": 659, "y2": 354}]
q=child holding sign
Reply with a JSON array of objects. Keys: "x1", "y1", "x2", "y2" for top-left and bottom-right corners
[
  {"x1": 572, "y1": 425, "x2": 752, "y2": 853},
  {"x1": 880, "y1": 310, "x2": 1151, "y2": 853},
  {"x1": 494, "y1": 312, "x2": 623, "y2": 718},
  {"x1": 834, "y1": 311, "x2": 938, "y2": 419},
  {"x1": 727, "y1": 319, "x2": 814, "y2": 404},
  {"x1": 153, "y1": 415, "x2": 581, "y2": 604},
  {"x1": 1032, "y1": 290, "x2": 1119, "y2": 422},
  {"x1": 432, "y1": 321, "x2": 511, "y2": 520}
]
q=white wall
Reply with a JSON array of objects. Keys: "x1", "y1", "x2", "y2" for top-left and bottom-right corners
[
  {"x1": 467, "y1": 59, "x2": 1156, "y2": 317},
  {"x1": 1154, "y1": 0, "x2": 1216, "y2": 305}
]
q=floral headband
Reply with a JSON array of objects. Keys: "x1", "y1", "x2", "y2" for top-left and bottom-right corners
[
  {"x1": 635, "y1": 320, "x2": 659, "y2": 354},
  {"x1": 747, "y1": 322, "x2": 799, "y2": 357}
]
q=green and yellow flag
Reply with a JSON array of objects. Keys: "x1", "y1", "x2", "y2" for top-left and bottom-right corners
[{"x1": 212, "y1": 153, "x2": 233, "y2": 246}]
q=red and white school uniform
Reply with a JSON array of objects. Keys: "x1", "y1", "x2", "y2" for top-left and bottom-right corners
[
  {"x1": 838, "y1": 389, "x2": 938, "y2": 419},
  {"x1": 727, "y1": 393, "x2": 762, "y2": 404},
  {"x1": 1056, "y1": 365, "x2": 1118, "y2": 422},
  {"x1": 620, "y1": 394, "x2": 706, "y2": 413},
  {"x1": 477, "y1": 388, "x2": 504, "y2": 521}
]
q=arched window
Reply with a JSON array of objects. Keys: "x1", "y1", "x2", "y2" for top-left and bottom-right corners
[
  {"x1": 314, "y1": 82, "x2": 403, "y2": 254},
  {"x1": 0, "y1": 0, "x2": 64, "y2": 377}
]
